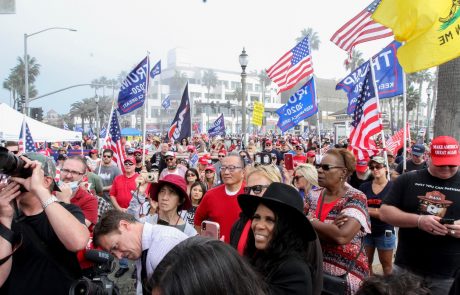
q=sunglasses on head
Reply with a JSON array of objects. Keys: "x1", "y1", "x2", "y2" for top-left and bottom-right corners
[
  {"x1": 244, "y1": 184, "x2": 270, "y2": 195},
  {"x1": 319, "y1": 164, "x2": 344, "y2": 171}
]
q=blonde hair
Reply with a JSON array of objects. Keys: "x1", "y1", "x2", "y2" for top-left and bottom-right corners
[
  {"x1": 245, "y1": 165, "x2": 282, "y2": 183},
  {"x1": 294, "y1": 163, "x2": 319, "y2": 189}
]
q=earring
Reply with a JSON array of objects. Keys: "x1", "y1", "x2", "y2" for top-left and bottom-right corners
[{"x1": 340, "y1": 176, "x2": 343, "y2": 182}]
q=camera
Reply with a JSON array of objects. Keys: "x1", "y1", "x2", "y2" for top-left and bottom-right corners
[
  {"x1": 141, "y1": 170, "x2": 158, "y2": 183},
  {"x1": 0, "y1": 147, "x2": 32, "y2": 178},
  {"x1": 69, "y1": 250, "x2": 120, "y2": 295}
]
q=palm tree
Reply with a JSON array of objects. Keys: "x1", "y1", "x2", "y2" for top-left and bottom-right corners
[
  {"x1": 202, "y1": 69, "x2": 218, "y2": 102},
  {"x1": 434, "y1": 57, "x2": 460, "y2": 140},
  {"x1": 344, "y1": 49, "x2": 365, "y2": 72},
  {"x1": 170, "y1": 70, "x2": 188, "y2": 95},
  {"x1": 409, "y1": 70, "x2": 432, "y2": 130},
  {"x1": 296, "y1": 28, "x2": 321, "y2": 50},
  {"x1": 70, "y1": 101, "x2": 89, "y2": 131},
  {"x1": 258, "y1": 71, "x2": 271, "y2": 103}
]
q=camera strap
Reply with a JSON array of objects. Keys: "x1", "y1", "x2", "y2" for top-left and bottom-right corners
[
  {"x1": 18, "y1": 220, "x2": 77, "y2": 281},
  {"x1": 141, "y1": 249, "x2": 150, "y2": 295}
]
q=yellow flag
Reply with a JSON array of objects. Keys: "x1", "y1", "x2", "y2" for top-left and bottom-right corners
[
  {"x1": 251, "y1": 101, "x2": 264, "y2": 127},
  {"x1": 372, "y1": 0, "x2": 460, "y2": 73}
]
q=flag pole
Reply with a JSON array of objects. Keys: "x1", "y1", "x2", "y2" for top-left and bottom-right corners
[
  {"x1": 313, "y1": 77, "x2": 322, "y2": 152},
  {"x1": 370, "y1": 58, "x2": 390, "y2": 180},
  {"x1": 402, "y1": 71, "x2": 407, "y2": 172},
  {"x1": 142, "y1": 55, "x2": 150, "y2": 166},
  {"x1": 21, "y1": 115, "x2": 26, "y2": 154},
  {"x1": 97, "y1": 85, "x2": 117, "y2": 175}
]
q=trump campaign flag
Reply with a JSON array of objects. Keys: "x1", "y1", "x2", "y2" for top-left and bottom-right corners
[
  {"x1": 117, "y1": 56, "x2": 150, "y2": 115},
  {"x1": 150, "y1": 60, "x2": 161, "y2": 79},
  {"x1": 162, "y1": 95, "x2": 171, "y2": 110},
  {"x1": 266, "y1": 37, "x2": 314, "y2": 94},
  {"x1": 373, "y1": 0, "x2": 460, "y2": 73},
  {"x1": 331, "y1": 0, "x2": 392, "y2": 61},
  {"x1": 276, "y1": 78, "x2": 318, "y2": 132},
  {"x1": 168, "y1": 83, "x2": 191, "y2": 142},
  {"x1": 337, "y1": 41, "x2": 403, "y2": 115},
  {"x1": 348, "y1": 68, "x2": 382, "y2": 160},
  {"x1": 208, "y1": 114, "x2": 226, "y2": 137}
]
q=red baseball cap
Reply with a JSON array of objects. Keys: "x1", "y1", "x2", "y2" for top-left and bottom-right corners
[
  {"x1": 355, "y1": 159, "x2": 369, "y2": 173},
  {"x1": 187, "y1": 145, "x2": 196, "y2": 152},
  {"x1": 306, "y1": 151, "x2": 316, "y2": 157},
  {"x1": 124, "y1": 156, "x2": 136, "y2": 164},
  {"x1": 430, "y1": 136, "x2": 460, "y2": 166},
  {"x1": 205, "y1": 165, "x2": 216, "y2": 172},
  {"x1": 198, "y1": 157, "x2": 209, "y2": 165},
  {"x1": 265, "y1": 140, "x2": 272, "y2": 145}
]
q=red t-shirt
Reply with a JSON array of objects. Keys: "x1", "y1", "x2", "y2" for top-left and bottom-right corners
[
  {"x1": 315, "y1": 194, "x2": 341, "y2": 222},
  {"x1": 71, "y1": 187, "x2": 98, "y2": 225},
  {"x1": 110, "y1": 174, "x2": 137, "y2": 209},
  {"x1": 194, "y1": 183, "x2": 244, "y2": 243}
]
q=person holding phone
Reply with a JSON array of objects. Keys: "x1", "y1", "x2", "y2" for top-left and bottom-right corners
[
  {"x1": 357, "y1": 156, "x2": 394, "y2": 275},
  {"x1": 238, "y1": 183, "x2": 319, "y2": 295}
]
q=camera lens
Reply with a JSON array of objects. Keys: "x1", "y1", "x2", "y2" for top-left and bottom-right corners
[{"x1": 0, "y1": 147, "x2": 32, "y2": 178}]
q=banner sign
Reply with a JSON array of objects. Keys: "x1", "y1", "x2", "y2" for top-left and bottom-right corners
[
  {"x1": 117, "y1": 56, "x2": 150, "y2": 115},
  {"x1": 162, "y1": 95, "x2": 171, "y2": 110},
  {"x1": 336, "y1": 41, "x2": 403, "y2": 114},
  {"x1": 276, "y1": 78, "x2": 318, "y2": 132},
  {"x1": 251, "y1": 101, "x2": 264, "y2": 126}
]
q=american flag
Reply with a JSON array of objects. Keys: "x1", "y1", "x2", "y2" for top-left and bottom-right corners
[
  {"x1": 330, "y1": 0, "x2": 392, "y2": 59},
  {"x1": 104, "y1": 110, "x2": 125, "y2": 172},
  {"x1": 266, "y1": 36, "x2": 314, "y2": 94},
  {"x1": 348, "y1": 68, "x2": 382, "y2": 161},
  {"x1": 19, "y1": 120, "x2": 36, "y2": 153},
  {"x1": 386, "y1": 123, "x2": 410, "y2": 155}
]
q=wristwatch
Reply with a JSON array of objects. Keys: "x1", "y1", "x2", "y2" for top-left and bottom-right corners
[{"x1": 42, "y1": 196, "x2": 59, "y2": 209}]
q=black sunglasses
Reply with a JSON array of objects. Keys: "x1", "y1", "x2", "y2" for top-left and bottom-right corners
[
  {"x1": 244, "y1": 185, "x2": 270, "y2": 195},
  {"x1": 165, "y1": 157, "x2": 175, "y2": 162},
  {"x1": 103, "y1": 155, "x2": 112, "y2": 158},
  {"x1": 293, "y1": 175, "x2": 304, "y2": 182},
  {"x1": 319, "y1": 164, "x2": 345, "y2": 171},
  {"x1": 369, "y1": 165, "x2": 384, "y2": 170}
]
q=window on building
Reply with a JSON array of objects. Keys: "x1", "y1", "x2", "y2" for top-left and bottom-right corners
[{"x1": 247, "y1": 83, "x2": 253, "y2": 91}]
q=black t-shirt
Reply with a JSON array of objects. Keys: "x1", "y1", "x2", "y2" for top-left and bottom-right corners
[
  {"x1": 0, "y1": 203, "x2": 85, "y2": 295},
  {"x1": 383, "y1": 169, "x2": 460, "y2": 278},
  {"x1": 395, "y1": 159, "x2": 427, "y2": 174},
  {"x1": 348, "y1": 171, "x2": 373, "y2": 190},
  {"x1": 359, "y1": 181, "x2": 394, "y2": 236}
]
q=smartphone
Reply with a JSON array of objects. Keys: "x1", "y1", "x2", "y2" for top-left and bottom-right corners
[
  {"x1": 440, "y1": 218, "x2": 455, "y2": 225},
  {"x1": 201, "y1": 221, "x2": 220, "y2": 239},
  {"x1": 284, "y1": 153, "x2": 294, "y2": 170}
]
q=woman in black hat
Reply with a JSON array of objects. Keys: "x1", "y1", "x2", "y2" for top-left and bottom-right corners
[{"x1": 238, "y1": 182, "x2": 318, "y2": 295}]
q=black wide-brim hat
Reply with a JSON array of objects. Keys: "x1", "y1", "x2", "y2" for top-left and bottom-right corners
[{"x1": 238, "y1": 182, "x2": 317, "y2": 242}]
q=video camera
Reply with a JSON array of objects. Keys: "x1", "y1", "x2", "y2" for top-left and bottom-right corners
[
  {"x1": 69, "y1": 250, "x2": 120, "y2": 295},
  {"x1": 0, "y1": 147, "x2": 32, "y2": 179}
]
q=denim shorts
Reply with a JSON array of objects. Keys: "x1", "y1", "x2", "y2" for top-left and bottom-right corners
[{"x1": 364, "y1": 231, "x2": 396, "y2": 250}]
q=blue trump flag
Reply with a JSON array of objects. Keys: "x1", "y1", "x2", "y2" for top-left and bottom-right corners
[
  {"x1": 168, "y1": 83, "x2": 191, "y2": 142},
  {"x1": 276, "y1": 78, "x2": 318, "y2": 132},
  {"x1": 208, "y1": 114, "x2": 226, "y2": 137},
  {"x1": 150, "y1": 60, "x2": 161, "y2": 79},
  {"x1": 117, "y1": 56, "x2": 150, "y2": 115},
  {"x1": 336, "y1": 41, "x2": 403, "y2": 114},
  {"x1": 162, "y1": 95, "x2": 171, "y2": 110}
]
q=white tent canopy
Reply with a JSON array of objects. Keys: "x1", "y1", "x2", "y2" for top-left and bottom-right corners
[{"x1": 0, "y1": 103, "x2": 82, "y2": 142}]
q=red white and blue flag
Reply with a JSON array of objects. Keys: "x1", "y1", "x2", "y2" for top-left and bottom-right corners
[
  {"x1": 19, "y1": 119, "x2": 36, "y2": 153},
  {"x1": 104, "y1": 110, "x2": 126, "y2": 172},
  {"x1": 266, "y1": 36, "x2": 314, "y2": 94},
  {"x1": 348, "y1": 68, "x2": 382, "y2": 160},
  {"x1": 330, "y1": 0, "x2": 392, "y2": 61}
]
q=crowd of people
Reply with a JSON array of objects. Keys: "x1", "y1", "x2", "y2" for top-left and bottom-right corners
[{"x1": 0, "y1": 132, "x2": 459, "y2": 295}]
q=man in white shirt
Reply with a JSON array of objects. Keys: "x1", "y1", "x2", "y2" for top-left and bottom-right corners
[
  {"x1": 159, "y1": 151, "x2": 187, "y2": 180},
  {"x1": 93, "y1": 210, "x2": 187, "y2": 295}
]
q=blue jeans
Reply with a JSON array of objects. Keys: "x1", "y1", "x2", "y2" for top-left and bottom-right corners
[
  {"x1": 364, "y1": 231, "x2": 396, "y2": 250},
  {"x1": 119, "y1": 257, "x2": 129, "y2": 269},
  {"x1": 393, "y1": 264, "x2": 454, "y2": 295}
]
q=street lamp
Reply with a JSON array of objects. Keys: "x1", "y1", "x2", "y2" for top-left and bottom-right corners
[
  {"x1": 239, "y1": 47, "x2": 248, "y2": 145},
  {"x1": 426, "y1": 86, "x2": 433, "y2": 143},
  {"x1": 95, "y1": 91, "x2": 100, "y2": 150},
  {"x1": 24, "y1": 27, "x2": 77, "y2": 114}
]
